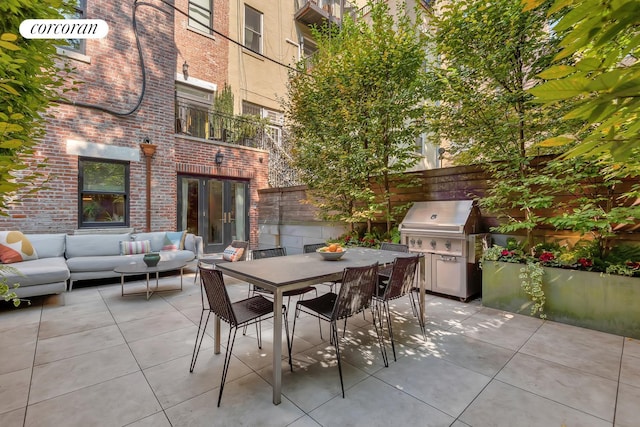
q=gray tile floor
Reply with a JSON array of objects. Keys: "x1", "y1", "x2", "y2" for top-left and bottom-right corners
[{"x1": 1, "y1": 270, "x2": 638, "y2": 427}]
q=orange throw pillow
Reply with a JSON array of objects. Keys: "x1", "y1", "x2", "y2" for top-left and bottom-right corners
[{"x1": 0, "y1": 231, "x2": 38, "y2": 264}]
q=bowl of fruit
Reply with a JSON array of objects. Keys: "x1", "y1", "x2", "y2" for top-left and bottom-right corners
[{"x1": 316, "y1": 243, "x2": 347, "y2": 260}]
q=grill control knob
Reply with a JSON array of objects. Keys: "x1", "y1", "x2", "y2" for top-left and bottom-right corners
[
  {"x1": 417, "y1": 239, "x2": 422, "y2": 246},
  {"x1": 430, "y1": 240, "x2": 436, "y2": 249},
  {"x1": 445, "y1": 240, "x2": 451, "y2": 250},
  {"x1": 410, "y1": 238, "x2": 415, "y2": 246}
]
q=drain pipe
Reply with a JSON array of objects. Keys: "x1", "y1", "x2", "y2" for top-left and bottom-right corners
[{"x1": 140, "y1": 140, "x2": 157, "y2": 232}]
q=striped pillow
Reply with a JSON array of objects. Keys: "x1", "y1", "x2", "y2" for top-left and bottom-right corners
[{"x1": 120, "y1": 240, "x2": 151, "y2": 255}]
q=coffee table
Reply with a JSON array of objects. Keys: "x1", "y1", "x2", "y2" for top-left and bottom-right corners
[{"x1": 114, "y1": 259, "x2": 187, "y2": 300}]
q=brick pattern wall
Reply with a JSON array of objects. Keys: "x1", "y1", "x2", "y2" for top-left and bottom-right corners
[
  {"x1": 174, "y1": 0, "x2": 229, "y2": 89},
  {"x1": 0, "y1": 0, "x2": 177, "y2": 233},
  {"x1": 174, "y1": 136, "x2": 269, "y2": 249}
]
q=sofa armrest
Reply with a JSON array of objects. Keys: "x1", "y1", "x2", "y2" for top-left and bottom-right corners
[{"x1": 184, "y1": 233, "x2": 204, "y2": 259}]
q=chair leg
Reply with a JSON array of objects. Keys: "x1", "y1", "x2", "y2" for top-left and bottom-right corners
[
  {"x1": 371, "y1": 302, "x2": 389, "y2": 368},
  {"x1": 190, "y1": 310, "x2": 211, "y2": 372},
  {"x1": 331, "y1": 321, "x2": 345, "y2": 398},
  {"x1": 218, "y1": 327, "x2": 238, "y2": 407},
  {"x1": 409, "y1": 290, "x2": 419, "y2": 317},
  {"x1": 383, "y1": 301, "x2": 397, "y2": 362}
]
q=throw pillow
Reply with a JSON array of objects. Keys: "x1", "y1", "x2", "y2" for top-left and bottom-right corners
[
  {"x1": 120, "y1": 240, "x2": 151, "y2": 255},
  {"x1": 0, "y1": 231, "x2": 38, "y2": 264},
  {"x1": 162, "y1": 231, "x2": 186, "y2": 251},
  {"x1": 222, "y1": 246, "x2": 244, "y2": 262}
]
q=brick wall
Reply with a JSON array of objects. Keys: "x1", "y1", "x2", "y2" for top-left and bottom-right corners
[
  {"x1": 174, "y1": 0, "x2": 229, "y2": 90},
  {"x1": 0, "y1": 0, "x2": 177, "y2": 233},
  {"x1": 174, "y1": 136, "x2": 269, "y2": 249}
]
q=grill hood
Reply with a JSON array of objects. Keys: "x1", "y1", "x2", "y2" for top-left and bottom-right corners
[{"x1": 399, "y1": 200, "x2": 480, "y2": 235}]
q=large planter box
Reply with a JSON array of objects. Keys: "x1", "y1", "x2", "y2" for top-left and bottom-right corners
[{"x1": 482, "y1": 261, "x2": 640, "y2": 339}]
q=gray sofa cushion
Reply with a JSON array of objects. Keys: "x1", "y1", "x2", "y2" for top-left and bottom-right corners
[
  {"x1": 131, "y1": 232, "x2": 166, "y2": 252},
  {"x1": 65, "y1": 233, "x2": 131, "y2": 258},
  {"x1": 66, "y1": 250, "x2": 195, "y2": 273},
  {"x1": 3, "y1": 257, "x2": 70, "y2": 287},
  {"x1": 26, "y1": 233, "x2": 66, "y2": 258}
]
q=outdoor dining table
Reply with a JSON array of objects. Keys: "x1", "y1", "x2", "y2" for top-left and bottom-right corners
[{"x1": 215, "y1": 246, "x2": 424, "y2": 405}]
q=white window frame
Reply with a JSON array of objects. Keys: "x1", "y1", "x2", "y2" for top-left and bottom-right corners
[
  {"x1": 189, "y1": 0, "x2": 213, "y2": 34},
  {"x1": 244, "y1": 5, "x2": 263, "y2": 54}
]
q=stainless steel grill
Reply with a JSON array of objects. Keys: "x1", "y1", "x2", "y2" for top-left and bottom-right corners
[{"x1": 399, "y1": 200, "x2": 488, "y2": 301}]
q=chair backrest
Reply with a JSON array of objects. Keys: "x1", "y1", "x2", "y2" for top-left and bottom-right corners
[
  {"x1": 229, "y1": 240, "x2": 249, "y2": 261},
  {"x1": 199, "y1": 267, "x2": 238, "y2": 326},
  {"x1": 380, "y1": 242, "x2": 409, "y2": 253},
  {"x1": 251, "y1": 247, "x2": 287, "y2": 260},
  {"x1": 303, "y1": 243, "x2": 325, "y2": 253},
  {"x1": 332, "y1": 263, "x2": 379, "y2": 321},
  {"x1": 382, "y1": 255, "x2": 420, "y2": 301}
]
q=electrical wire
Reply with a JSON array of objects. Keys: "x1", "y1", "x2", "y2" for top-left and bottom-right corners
[{"x1": 58, "y1": 0, "x2": 302, "y2": 118}]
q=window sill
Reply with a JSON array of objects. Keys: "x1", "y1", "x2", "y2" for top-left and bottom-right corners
[
  {"x1": 57, "y1": 47, "x2": 91, "y2": 64},
  {"x1": 187, "y1": 27, "x2": 216, "y2": 41},
  {"x1": 242, "y1": 47, "x2": 264, "y2": 61}
]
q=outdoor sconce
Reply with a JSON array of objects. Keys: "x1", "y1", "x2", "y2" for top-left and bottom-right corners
[
  {"x1": 182, "y1": 61, "x2": 189, "y2": 80},
  {"x1": 215, "y1": 150, "x2": 224, "y2": 165}
]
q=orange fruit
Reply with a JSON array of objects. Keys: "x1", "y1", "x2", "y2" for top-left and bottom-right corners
[{"x1": 328, "y1": 243, "x2": 338, "y2": 252}]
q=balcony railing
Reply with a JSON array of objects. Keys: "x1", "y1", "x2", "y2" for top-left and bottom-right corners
[
  {"x1": 294, "y1": 0, "x2": 357, "y2": 27},
  {"x1": 175, "y1": 100, "x2": 264, "y2": 147},
  {"x1": 175, "y1": 100, "x2": 302, "y2": 187}
]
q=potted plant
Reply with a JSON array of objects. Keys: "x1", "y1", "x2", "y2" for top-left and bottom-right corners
[
  {"x1": 482, "y1": 238, "x2": 640, "y2": 338},
  {"x1": 82, "y1": 201, "x2": 100, "y2": 221}
]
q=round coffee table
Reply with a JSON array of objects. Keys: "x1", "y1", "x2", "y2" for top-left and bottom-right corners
[{"x1": 114, "y1": 259, "x2": 187, "y2": 300}]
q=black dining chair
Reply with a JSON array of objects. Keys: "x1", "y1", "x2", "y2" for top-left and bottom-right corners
[
  {"x1": 303, "y1": 243, "x2": 339, "y2": 293},
  {"x1": 373, "y1": 255, "x2": 423, "y2": 362},
  {"x1": 189, "y1": 265, "x2": 291, "y2": 407},
  {"x1": 193, "y1": 239, "x2": 249, "y2": 284},
  {"x1": 377, "y1": 242, "x2": 410, "y2": 284},
  {"x1": 290, "y1": 263, "x2": 387, "y2": 397},
  {"x1": 250, "y1": 247, "x2": 318, "y2": 309}
]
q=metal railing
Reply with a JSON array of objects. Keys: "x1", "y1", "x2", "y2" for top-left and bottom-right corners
[
  {"x1": 175, "y1": 100, "x2": 301, "y2": 187},
  {"x1": 175, "y1": 100, "x2": 263, "y2": 148}
]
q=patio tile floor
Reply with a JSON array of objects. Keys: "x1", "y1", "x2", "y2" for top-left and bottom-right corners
[{"x1": 0, "y1": 271, "x2": 637, "y2": 427}]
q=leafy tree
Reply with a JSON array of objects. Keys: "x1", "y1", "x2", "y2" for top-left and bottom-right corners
[
  {"x1": 284, "y1": 0, "x2": 428, "y2": 233},
  {"x1": 0, "y1": 0, "x2": 75, "y2": 212},
  {"x1": 525, "y1": 0, "x2": 640, "y2": 178},
  {"x1": 0, "y1": 0, "x2": 75, "y2": 305},
  {"x1": 423, "y1": 0, "x2": 585, "y2": 248}
]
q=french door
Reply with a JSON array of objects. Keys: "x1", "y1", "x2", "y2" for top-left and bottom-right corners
[{"x1": 178, "y1": 175, "x2": 249, "y2": 254}]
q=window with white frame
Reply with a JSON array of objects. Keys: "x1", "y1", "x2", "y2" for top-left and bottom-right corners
[
  {"x1": 244, "y1": 5, "x2": 262, "y2": 54},
  {"x1": 189, "y1": 0, "x2": 213, "y2": 34},
  {"x1": 79, "y1": 158, "x2": 129, "y2": 227}
]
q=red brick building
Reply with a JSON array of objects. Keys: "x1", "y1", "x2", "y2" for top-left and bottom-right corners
[{"x1": 0, "y1": 0, "x2": 268, "y2": 253}]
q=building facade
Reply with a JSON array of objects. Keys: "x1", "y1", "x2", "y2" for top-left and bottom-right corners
[{"x1": 0, "y1": 0, "x2": 268, "y2": 254}]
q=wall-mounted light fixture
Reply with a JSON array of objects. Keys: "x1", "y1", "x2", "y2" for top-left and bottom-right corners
[
  {"x1": 182, "y1": 61, "x2": 189, "y2": 80},
  {"x1": 215, "y1": 150, "x2": 224, "y2": 165}
]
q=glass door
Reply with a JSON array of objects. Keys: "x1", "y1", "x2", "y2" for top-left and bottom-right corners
[{"x1": 178, "y1": 176, "x2": 249, "y2": 254}]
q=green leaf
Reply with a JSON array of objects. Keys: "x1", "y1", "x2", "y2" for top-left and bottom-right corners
[
  {"x1": 536, "y1": 135, "x2": 575, "y2": 147},
  {"x1": 528, "y1": 77, "x2": 590, "y2": 101},
  {"x1": 1, "y1": 33, "x2": 18, "y2": 42},
  {"x1": 0, "y1": 40, "x2": 20, "y2": 51},
  {"x1": 537, "y1": 65, "x2": 576, "y2": 79}
]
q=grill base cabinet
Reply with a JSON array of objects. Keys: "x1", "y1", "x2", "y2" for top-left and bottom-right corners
[{"x1": 400, "y1": 201, "x2": 487, "y2": 301}]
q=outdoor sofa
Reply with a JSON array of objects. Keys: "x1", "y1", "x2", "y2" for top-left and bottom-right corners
[{"x1": 0, "y1": 231, "x2": 203, "y2": 303}]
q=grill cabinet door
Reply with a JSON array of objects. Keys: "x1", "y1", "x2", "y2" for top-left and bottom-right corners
[{"x1": 431, "y1": 255, "x2": 466, "y2": 298}]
